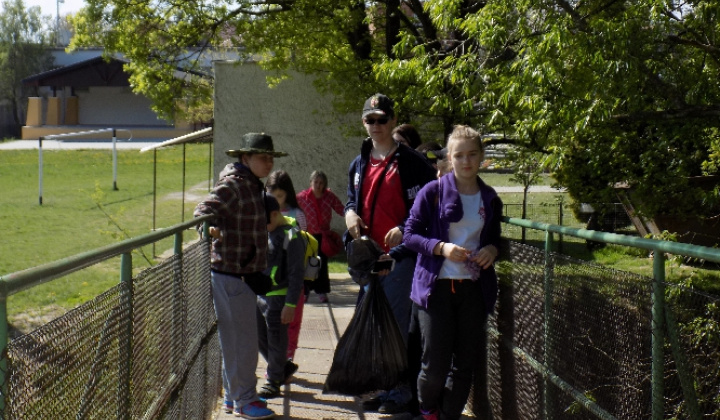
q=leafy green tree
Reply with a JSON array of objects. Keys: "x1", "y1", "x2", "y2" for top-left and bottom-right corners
[
  {"x1": 71, "y1": 0, "x2": 720, "y2": 218},
  {"x1": 508, "y1": 148, "x2": 546, "y2": 241},
  {"x1": 381, "y1": 0, "x2": 720, "y2": 218},
  {"x1": 0, "y1": 0, "x2": 53, "y2": 131}
]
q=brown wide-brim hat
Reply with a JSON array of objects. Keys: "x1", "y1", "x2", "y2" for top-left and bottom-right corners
[{"x1": 225, "y1": 133, "x2": 288, "y2": 158}]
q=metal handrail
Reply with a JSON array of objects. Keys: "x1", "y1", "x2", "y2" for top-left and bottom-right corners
[
  {"x1": 0, "y1": 215, "x2": 213, "y2": 297},
  {"x1": 0, "y1": 214, "x2": 213, "y2": 416},
  {"x1": 502, "y1": 215, "x2": 719, "y2": 420},
  {"x1": 503, "y1": 216, "x2": 720, "y2": 261}
]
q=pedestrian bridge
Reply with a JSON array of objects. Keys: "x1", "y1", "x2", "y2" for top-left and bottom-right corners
[{"x1": 0, "y1": 216, "x2": 718, "y2": 419}]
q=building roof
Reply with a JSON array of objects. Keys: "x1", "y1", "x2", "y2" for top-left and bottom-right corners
[{"x1": 22, "y1": 56, "x2": 209, "y2": 88}]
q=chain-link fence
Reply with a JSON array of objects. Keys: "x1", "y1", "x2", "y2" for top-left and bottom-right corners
[
  {"x1": 469, "y1": 240, "x2": 720, "y2": 419},
  {"x1": 503, "y1": 202, "x2": 636, "y2": 252},
  {"x1": 5, "y1": 240, "x2": 221, "y2": 419}
]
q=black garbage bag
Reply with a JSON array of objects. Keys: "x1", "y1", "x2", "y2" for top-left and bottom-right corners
[
  {"x1": 323, "y1": 276, "x2": 408, "y2": 395},
  {"x1": 346, "y1": 235, "x2": 385, "y2": 286}
]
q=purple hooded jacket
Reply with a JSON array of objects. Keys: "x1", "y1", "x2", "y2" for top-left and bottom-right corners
[{"x1": 403, "y1": 173, "x2": 502, "y2": 312}]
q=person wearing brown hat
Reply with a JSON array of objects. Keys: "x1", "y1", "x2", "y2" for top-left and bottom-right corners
[
  {"x1": 345, "y1": 94, "x2": 437, "y2": 415},
  {"x1": 194, "y1": 132, "x2": 286, "y2": 419}
]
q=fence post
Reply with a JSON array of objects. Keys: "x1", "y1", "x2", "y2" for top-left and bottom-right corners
[
  {"x1": 557, "y1": 199, "x2": 564, "y2": 253},
  {"x1": 119, "y1": 252, "x2": 133, "y2": 420},
  {"x1": 0, "y1": 291, "x2": 7, "y2": 417},
  {"x1": 112, "y1": 129, "x2": 119, "y2": 191},
  {"x1": 543, "y1": 230, "x2": 555, "y2": 420},
  {"x1": 173, "y1": 232, "x2": 184, "y2": 374},
  {"x1": 651, "y1": 251, "x2": 666, "y2": 420},
  {"x1": 664, "y1": 308, "x2": 702, "y2": 418}
]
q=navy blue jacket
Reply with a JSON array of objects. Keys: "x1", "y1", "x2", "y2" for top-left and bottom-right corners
[{"x1": 344, "y1": 138, "x2": 436, "y2": 259}]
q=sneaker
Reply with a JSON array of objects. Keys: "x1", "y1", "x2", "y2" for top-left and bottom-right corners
[
  {"x1": 361, "y1": 394, "x2": 385, "y2": 412},
  {"x1": 378, "y1": 399, "x2": 408, "y2": 414},
  {"x1": 235, "y1": 400, "x2": 274, "y2": 419},
  {"x1": 413, "y1": 408, "x2": 439, "y2": 420},
  {"x1": 318, "y1": 293, "x2": 329, "y2": 303},
  {"x1": 257, "y1": 380, "x2": 282, "y2": 399},
  {"x1": 224, "y1": 399, "x2": 233, "y2": 414},
  {"x1": 283, "y1": 360, "x2": 299, "y2": 384}
]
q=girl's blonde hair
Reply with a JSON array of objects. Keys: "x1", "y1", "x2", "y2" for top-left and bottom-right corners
[{"x1": 446, "y1": 125, "x2": 484, "y2": 155}]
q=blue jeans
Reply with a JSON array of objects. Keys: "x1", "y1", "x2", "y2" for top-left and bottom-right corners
[{"x1": 211, "y1": 271, "x2": 261, "y2": 407}]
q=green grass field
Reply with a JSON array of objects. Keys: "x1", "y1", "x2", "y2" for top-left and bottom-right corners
[
  {"x1": 0, "y1": 146, "x2": 211, "y2": 330},
  {"x1": 1, "y1": 148, "x2": 718, "y2": 332}
]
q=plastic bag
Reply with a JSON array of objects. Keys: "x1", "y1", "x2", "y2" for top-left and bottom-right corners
[
  {"x1": 346, "y1": 236, "x2": 385, "y2": 286},
  {"x1": 323, "y1": 276, "x2": 408, "y2": 395}
]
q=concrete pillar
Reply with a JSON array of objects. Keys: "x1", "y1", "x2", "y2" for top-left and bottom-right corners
[
  {"x1": 46, "y1": 97, "x2": 61, "y2": 125},
  {"x1": 65, "y1": 96, "x2": 79, "y2": 125},
  {"x1": 26, "y1": 97, "x2": 42, "y2": 126}
]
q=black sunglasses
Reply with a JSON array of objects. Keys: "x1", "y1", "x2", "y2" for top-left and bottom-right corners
[{"x1": 364, "y1": 117, "x2": 389, "y2": 125}]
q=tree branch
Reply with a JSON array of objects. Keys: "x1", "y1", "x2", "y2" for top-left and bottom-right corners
[
  {"x1": 613, "y1": 106, "x2": 720, "y2": 124},
  {"x1": 666, "y1": 34, "x2": 720, "y2": 56},
  {"x1": 555, "y1": 0, "x2": 588, "y2": 31}
]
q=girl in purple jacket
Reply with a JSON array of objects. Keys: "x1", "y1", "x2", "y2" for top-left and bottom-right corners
[{"x1": 403, "y1": 125, "x2": 502, "y2": 420}]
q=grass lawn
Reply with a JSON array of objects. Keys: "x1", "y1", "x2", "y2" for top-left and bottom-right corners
[
  {"x1": 1, "y1": 145, "x2": 211, "y2": 330},
  {"x1": 1, "y1": 148, "x2": 718, "y2": 332}
]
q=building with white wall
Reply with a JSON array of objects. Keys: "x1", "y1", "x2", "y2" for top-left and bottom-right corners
[{"x1": 213, "y1": 61, "x2": 363, "y2": 231}]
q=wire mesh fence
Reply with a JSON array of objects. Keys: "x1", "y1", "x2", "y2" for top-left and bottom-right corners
[
  {"x1": 503, "y1": 202, "x2": 637, "y2": 252},
  {"x1": 5, "y1": 240, "x2": 221, "y2": 419},
  {"x1": 469, "y1": 240, "x2": 720, "y2": 419}
]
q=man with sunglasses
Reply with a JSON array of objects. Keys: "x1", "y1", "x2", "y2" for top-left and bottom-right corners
[{"x1": 344, "y1": 93, "x2": 436, "y2": 415}]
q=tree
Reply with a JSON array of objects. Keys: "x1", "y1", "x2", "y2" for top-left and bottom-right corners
[
  {"x1": 380, "y1": 0, "x2": 720, "y2": 218},
  {"x1": 0, "y1": 0, "x2": 54, "y2": 132},
  {"x1": 508, "y1": 148, "x2": 546, "y2": 242},
  {"x1": 71, "y1": 0, "x2": 720, "y2": 218}
]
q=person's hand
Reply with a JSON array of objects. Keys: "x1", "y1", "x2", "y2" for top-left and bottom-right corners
[
  {"x1": 384, "y1": 227, "x2": 403, "y2": 248},
  {"x1": 471, "y1": 245, "x2": 498, "y2": 269},
  {"x1": 281, "y1": 305, "x2": 296, "y2": 324},
  {"x1": 345, "y1": 210, "x2": 367, "y2": 239},
  {"x1": 209, "y1": 227, "x2": 222, "y2": 241},
  {"x1": 376, "y1": 254, "x2": 394, "y2": 276},
  {"x1": 442, "y1": 243, "x2": 470, "y2": 262}
]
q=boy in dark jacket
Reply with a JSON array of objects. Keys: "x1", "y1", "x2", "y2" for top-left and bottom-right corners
[{"x1": 256, "y1": 195, "x2": 306, "y2": 398}]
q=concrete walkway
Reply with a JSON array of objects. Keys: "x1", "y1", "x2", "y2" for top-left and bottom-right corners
[{"x1": 213, "y1": 273, "x2": 474, "y2": 420}]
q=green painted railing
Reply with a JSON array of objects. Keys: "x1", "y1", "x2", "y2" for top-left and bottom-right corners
[
  {"x1": 0, "y1": 214, "x2": 214, "y2": 417},
  {"x1": 502, "y1": 216, "x2": 720, "y2": 420}
]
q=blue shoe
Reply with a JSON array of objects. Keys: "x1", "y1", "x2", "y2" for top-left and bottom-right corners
[
  {"x1": 235, "y1": 400, "x2": 274, "y2": 419},
  {"x1": 223, "y1": 399, "x2": 233, "y2": 414}
]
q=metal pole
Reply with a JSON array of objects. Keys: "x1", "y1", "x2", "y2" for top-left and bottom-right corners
[
  {"x1": 112, "y1": 129, "x2": 118, "y2": 190},
  {"x1": 651, "y1": 250, "x2": 666, "y2": 420},
  {"x1": 172, "y1": 231, "x2": 184, "y2": 373},
  {"x1": 543, "y1": 230, "x2": 555, "y2": 420},
  {"x1": 182, "y1": 143, "x2": 187, "y2": 222},
  {"x1": 56, "y1": 0, "x2": 60, "y2": 46},
  {"x1": 557, "y1": 199, "x2": 564, "y2": 253},
  {"x1": 208, "y1": 142, "x2": 212, "y2": 191},
  {"x1": 38, "y1": 138, "x2": 43, "y2": 205},
  {"x1": 152, "y1": 149, "x2": 157, "y2": 257},
  {"x1": 119, "y1": 252, "x2": 133, "y2": 420},
  {"x1": 0, "y1": 292, "x2": 8, "y2": 415}
]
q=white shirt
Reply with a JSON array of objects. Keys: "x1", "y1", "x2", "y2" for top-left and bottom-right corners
[{"x1": 438, "y1": 192, "x2": 485, "y2": 279}]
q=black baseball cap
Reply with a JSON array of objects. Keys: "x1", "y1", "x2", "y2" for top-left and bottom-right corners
[{"x1": 362, "y1": 93, "x2": 395, "y2": 119}]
